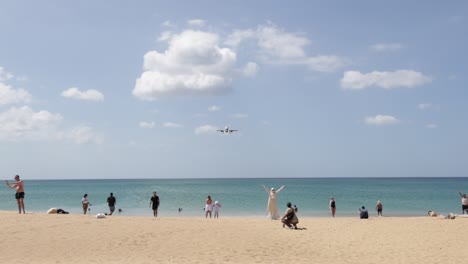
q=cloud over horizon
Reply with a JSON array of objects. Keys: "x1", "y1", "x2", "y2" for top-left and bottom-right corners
[
  {"x1": 61, "y1": 87, "x2": 104, "y2": 102},
  {"x1": 341, "y1": 70, "x2": 431, "y2": 90},
  {"x1": 365, "y1": 115, "x2": 400, "y2": 126}
]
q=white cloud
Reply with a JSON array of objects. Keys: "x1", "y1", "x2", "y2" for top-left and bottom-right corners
[
  {"x1": 0, "y1": 106, "x2": 62, "y2": 141},
  {"x1": 61, "y1": 87, "x2": 104, "y2": 102},
  {"x1": 225, "y1": 24, "x2": 346, "y2": 72},
  {"x1": 230, "y1": 113, "x2": 248, "y2": 119},
  {"x1": 256, "y1": 25, "x2": 309, "y2": 60},
  {"x1": 0, "y1": 106, "x2": 102, "y2": 144},
  {"x1": 365, "y1": 115, "x2": 400, "y2": 126},
  {"x1": 158, "y1": 31, "x2": 173, "y2": 42},
  {"x1": 187, "y1": 19, "x2": 205, "y2": 27},
  {"x1": 161, "y1": 20, "x2": 174, "y2": 27},
  {"x1": 162, "y1": 122, "x2": 183, "y2": 128},
  {"x1": 133, "y1": 30, "x2": 238, "y2": 100},
  {"x1": 208, "y1": 105, "x2": 221, "y2": 112},
  {"x1": 224, "y1": 29, "x2": 255, "y2": 47},
  {"x1": 0, "y1": 66, "x2": 14, "y2": 81},
  {"x1": 0, "y1": 82, "x2": 33, "y2": 105},
  {"x1": 305, "y1": 55, "x2": 346, "y2": 72},
  {"x1": 418, "y1": 103, "x2": 432, "y2": 110},
  {"x1": 242, "y1": 62, "x2": 258, "y2": 77},
  {"x1": 194, "y1": 124, "x2": 219, "y2": 135},
  {"x1": 426, "y1": 124, "x2": 438, "y2": 129},
  {"x1": 139, "y1": 121, "x2": 155, "y2": 128},
  {"x1": 341, "y1": 70, "x2": 431, "y2": 90},
  {"x1": 66, "y1": 126, "x2": 102, "y2": 144},
  {"x1": 370, "y1": 43, "x2": 403, "y2": 52}
]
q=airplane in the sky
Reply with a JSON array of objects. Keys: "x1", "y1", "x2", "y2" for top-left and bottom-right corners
[{"x1": 217, "y1": 126, "x2": 238, "y2": 134}]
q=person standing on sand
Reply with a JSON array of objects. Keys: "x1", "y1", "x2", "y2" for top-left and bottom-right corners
[
  {"x1": 376, "y1": 200, "x2": 383, "y2": 216},
  {"x1": 262, "y1": 185, "x2": 285, "y2": 219},
  {"x1": 329, "y1": 197, "x2": 336, "y2": 218},
  {"x1": 458, "y1": 191, "x2": 468, "y2": 214},
  {"x1": 107, "y1": 193, "x2": 116, "y2": 215},
  {"x1": 5, "y1": 175, "x2": 25, "y2": 214},
  {"x1": 205, "y1": 195, "x2": 213, "y2": 218},
  {"x1": 150, "y1": 192, "x2": 160, "y2": 217},
  {"x1": 213, "y1": 201, "x2": 222, "y2": 218},
  {"x1": 82, "y1": 194, "x2": 92, "y2": 214}
]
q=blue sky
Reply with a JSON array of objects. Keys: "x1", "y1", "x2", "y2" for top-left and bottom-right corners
[{"x1": 1, "y1": 0, "x2": 467, "y2": 179}]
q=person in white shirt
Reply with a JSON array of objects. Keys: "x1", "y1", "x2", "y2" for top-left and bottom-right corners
[
  {"x1": 213, "y1": 201, "x2": 222, "y2": 218},
  {"x1": 82, "y1": 193, "x2": 92, "y2": 214}
]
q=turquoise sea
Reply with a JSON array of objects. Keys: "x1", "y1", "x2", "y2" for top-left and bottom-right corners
[{"x1": 0, "y1": 178, "x2": 467, "y2": 217}]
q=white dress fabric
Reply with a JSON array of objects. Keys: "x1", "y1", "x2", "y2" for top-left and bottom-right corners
[{"x1": 262, "y1": 185, "x2": 285, "y2": 219}]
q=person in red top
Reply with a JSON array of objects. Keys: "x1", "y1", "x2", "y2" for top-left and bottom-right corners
[{"x1": 205, "y1": 195, "x2": 213, "y2": 218}]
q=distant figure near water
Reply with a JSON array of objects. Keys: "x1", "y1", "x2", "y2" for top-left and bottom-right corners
[
  {"x1": 458, "y1": 191, "x2": 468, "y2": 214},
  {"x1": 81, "y1": 194, "x2": 92, "y2": 214},
  {"x1": 5, "y1": 175, "x2": 25, "y2": 214},
  {"x1": 376, "y1": 200, "x2": 383, "y2": 216},
  {"x1": 359, "y1": 206, "x2": 369, "y2": 219},
  {"x1": 213, "y1": 201, "x2": 222, "y2": 218},
  {"x1": 205, "y1": 195, "x2": 213, "y2": 219},
  {"x1": 329, "y1": 197, "x2": 336, "y2": 218},
  {"x1": 150, "y1": 192, "x2": 160, "y2": 217},
  {"x1": 262, "y1": 185, "x2": 285, "y2": 219},
  {"x1": 107, "y1": 193, "x2": 116, "y2": 215}
]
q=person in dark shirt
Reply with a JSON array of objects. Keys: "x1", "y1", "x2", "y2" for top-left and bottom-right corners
[
  {"x1": 149, "y1": 192, "x2": 160, "y2": 217},
  {"x1": 107, "y1": 193, "x2": 116, "y2": 215},
  {"x1": 359, "y1": 206, "x2": 369, "y2": 219},
  {"x1": 329, "y1": 197, "x2": 336, "y2": 218}
]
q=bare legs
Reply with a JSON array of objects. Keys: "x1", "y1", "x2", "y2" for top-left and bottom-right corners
[{"x1": 16, "y1": 198, "x2": 25, "y2": 214}]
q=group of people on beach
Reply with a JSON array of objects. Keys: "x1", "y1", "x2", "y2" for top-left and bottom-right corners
[
  {"x1": 5, "y1": 176, "x2": 468, "y2": 221},
  {"x1": 329, "y1": 197, "x2": 384, "y2": 219},
  {"x1": 204, "y1": 195, "x2": 222, "y2": 218}
]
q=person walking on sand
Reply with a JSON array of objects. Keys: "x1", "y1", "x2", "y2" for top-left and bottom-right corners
[
  {"x1": 150, "y1": 192, "x2": 160, "y2": 217},
  {"x1": 82, "y1": 194, "x2": 92, "y2": 214},
  {"x1": 5, "y1": 175, "x2": 25, "y2": 214},
  {"x1": 262, "y1": 185, "x2": 285, "y2": 219},
  {"x1": 376, "y1": 200, "x2": 383, "y2": 216},
  {"x1": 205, "y1": 195, "x2": 213, "y2": 218},
  {"x1": 107, "y1": 192, "x2": 116, "y2": 215},
  {"x1": 458, "y1": 191, "x2": 468, "y2": 214},
  {"x1": 213, "y1": 201, "x2": 222, "y2": 218},
  {"x1": 329, "y1": 197, "x2": 336, "y2": 218}
]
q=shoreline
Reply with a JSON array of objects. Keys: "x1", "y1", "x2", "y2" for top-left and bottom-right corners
[{"x1": 1, "y1": 211, "x2": 467, "y2": 263}]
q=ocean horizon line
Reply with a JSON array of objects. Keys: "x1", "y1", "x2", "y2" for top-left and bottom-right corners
[{"x1": 6, "y1": 176, "x2": 467, "y2": 181}]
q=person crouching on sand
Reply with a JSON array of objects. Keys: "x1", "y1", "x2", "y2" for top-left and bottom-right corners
[{"x1": 281, "y1": 202, "x2": 299, "y2": 229}]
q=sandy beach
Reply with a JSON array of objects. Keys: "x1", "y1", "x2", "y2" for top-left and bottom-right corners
[{"x1": 0, "y1": 211, "x2": 467, "y2": 264}]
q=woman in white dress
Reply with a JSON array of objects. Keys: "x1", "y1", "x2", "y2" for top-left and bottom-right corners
[{"x1": 262, "y1": 185, "x2": 285, "y2": 219}]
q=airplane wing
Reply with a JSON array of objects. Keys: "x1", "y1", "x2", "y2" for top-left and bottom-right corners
[
  {"x1": 229, "y1": 130, "x2": 237, "y2": 132},
  {"x1": 216, "y1": 130, "x2": 224, "y2": 132}
]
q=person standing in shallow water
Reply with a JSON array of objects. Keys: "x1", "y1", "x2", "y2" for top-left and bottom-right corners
[
  {"x1": 376, "y1": 200, "x2": 383, "y2": 216},
  {"x1": 205, "y1": 195, "x2": 213, "y2": 219},
  {"x1": 262, "y1": 185, "x2": 285, "y2": 219},
  {"x1": 5, "y1": 175, "x2": 25, "y2": 214},
  {"x1": 107, "y1": 193, "x2": 116, "y2": 215},
  {"x1": 329, "y1": 197, "x2": 336, "y2": 218},
  {"x1": 150, "y1": 192, "x2": 160, "y2": 217}
]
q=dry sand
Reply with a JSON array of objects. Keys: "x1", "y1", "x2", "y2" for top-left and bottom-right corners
[{"x1": 0, "y1": 211, "x2": 467, "y2": 264}]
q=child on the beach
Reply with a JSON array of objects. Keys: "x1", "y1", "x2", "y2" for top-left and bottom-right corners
[{"x1": 213, "y1": 201, "x2": 222, "y2": 218}]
